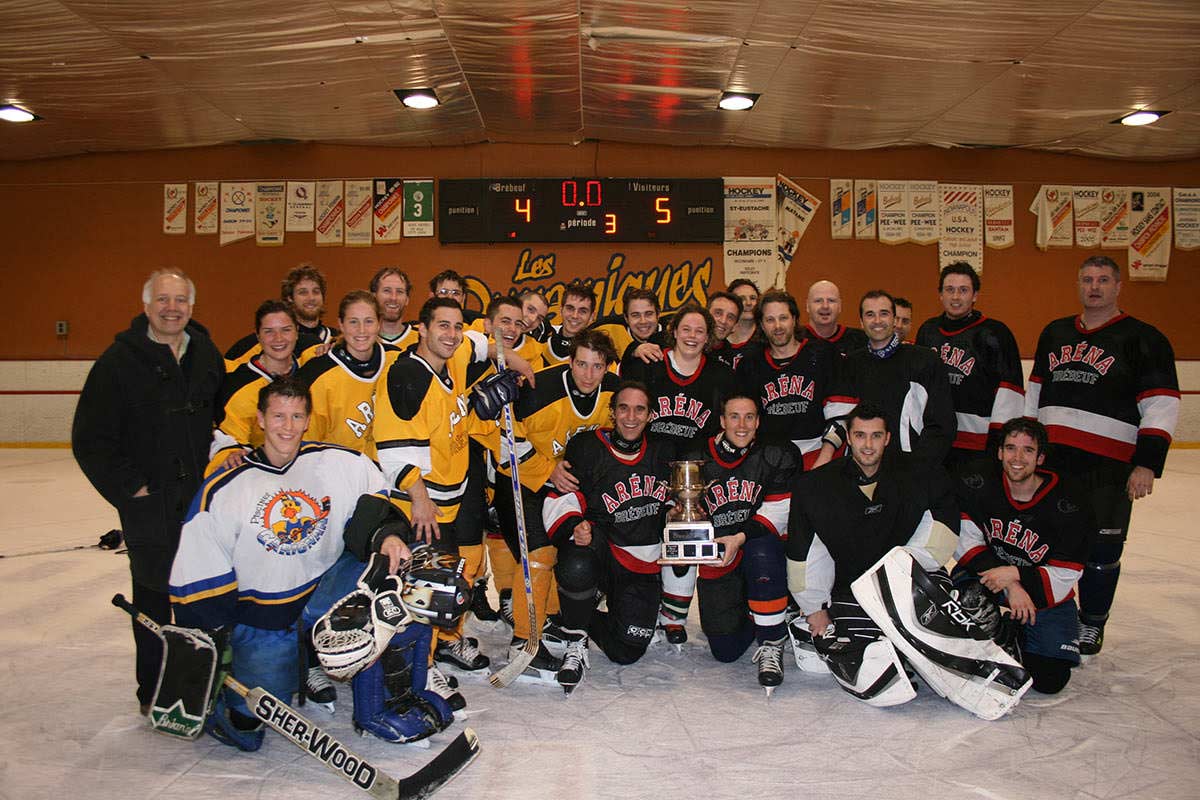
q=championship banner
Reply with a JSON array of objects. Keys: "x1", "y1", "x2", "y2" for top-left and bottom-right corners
[
  {"x1": 1072, "y1": 186, "x2": 1102, "y2": 248},
  {"x1": 877, "y1": 180, "x2": 909, "y2": 245},
  {"x1": 722, "y1": 177, "x2": 776, "y2": 288},
  {"x1": 830, "y1": 178, "x2": 853, "y2": 239},
  {"x1": 938, "y1": 183, "x2": 983, "y2": 272},
  {"x1": 854, "y1": 180, "x2": 876, "y2": 240},
  {"x1": 373, "y1": 178, "x2": 403, "y2": 244},
  {"x1": 402, "y1": 180, "x2": 434, "y2": 237},
  {"x1": 1173, "y1": 187, "x2": 1200, "y2": 250},
  {"x1": 162, "y1": 183, "x2": 186, "y2": 235},
  {"x1": 219, "y1": 181, "x2": 255, "y2": 247},
  {"x1": 344, "y1": 180, "x2": 373, "y2": 247},
  {"x1": 315, "y1": 180, "x2": 345, "y2": 246},
  {"x1": 1100, "y1": 187, "x2": 1131, "y2": 248},
  {"x1": 1127, "y1": 187, "x2": 1171, "y2": 281},
  {"x1": 255, "y1": 182, "x2": 286, "y2": 246},
  {"x1": 983, "y1": 185, "x2": 1014, "y2": 249},
  {"x1": 194, "y1": 181, "x2": 219, "y2": 235},
  {"x1": 774, "y1": 175, "x2": 820, "y2": 288},
  {"x1": 908, "y1": 180, "x2": 939, "y2": 245},
  {"x1": 285, "y1": 181, "x2": 315, "y2": 231},
  {"x1": 1029, "y1": 185, "x2": 1073, "y2": 249}
]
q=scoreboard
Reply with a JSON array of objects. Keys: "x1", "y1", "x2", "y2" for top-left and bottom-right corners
[{"x1": 437, "y1": 178, "x2": 724, "y2": 243}]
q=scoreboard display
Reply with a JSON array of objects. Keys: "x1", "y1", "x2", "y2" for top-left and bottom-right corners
[{"x1": 438, "y1": 178, "x2": 723, "y2": 243}]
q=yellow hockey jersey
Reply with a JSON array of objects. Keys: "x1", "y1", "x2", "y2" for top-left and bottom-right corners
[{"x1": 295, "y1": 342, "x2": 397, "y2": 459}]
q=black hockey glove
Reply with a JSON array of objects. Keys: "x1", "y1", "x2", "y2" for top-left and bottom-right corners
[{"x1": 470, "y1": 368, "x2": 521, "y2": 420}]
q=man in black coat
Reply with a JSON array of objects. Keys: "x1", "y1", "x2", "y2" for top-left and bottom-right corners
[{"x1": 72, "y1": 269, "x2": 224, "y2": 712}]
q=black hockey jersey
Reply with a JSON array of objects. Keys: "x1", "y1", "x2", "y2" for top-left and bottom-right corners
[
  {"x1": 787, "y1": 454, "x2": 958, "y2": 614},
  {"x1": 954, "y1": 461, "x2": 1089, "y2": 609},
  {"x1": 827, "y1": 340, "x2": 956, "y2": 470},
  {"x1": 804, "y1": 323, "x2": 868, "y2": 357},
  {"x1": 915, "y1": 311, "x2": 1024, "y2": 455},
  {"x1": 735, "y1": 338, "x2": 840, "y2": 466},
  {"x1": 620, "y1": 349, "x2": 734, "y2": 446},
  {"x1": 1027, "y1": 313, "x2": 1179, "y2": 476},
  {"x1": 681, "y1": 436, "x2": 797, "y2": 579},
  {"x1": 710, "y1": 337, "x2": 763, "y2": 372},
  {"x1": 542, "y1": 430, "x2": 675, "y2": 574}
]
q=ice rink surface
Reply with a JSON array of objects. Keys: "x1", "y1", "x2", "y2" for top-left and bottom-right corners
[{"x1": 2, "y1": 448, "x2": 1198, "y2": 800}]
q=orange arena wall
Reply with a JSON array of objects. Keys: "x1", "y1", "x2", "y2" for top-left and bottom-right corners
[{"x1": 1, "y1": 142, "x2": 1197, "y2": 359}]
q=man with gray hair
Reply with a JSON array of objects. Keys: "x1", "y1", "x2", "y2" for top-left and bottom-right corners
[{"x1": 73, "y1": 268, "x2": 224, "y2": 713}]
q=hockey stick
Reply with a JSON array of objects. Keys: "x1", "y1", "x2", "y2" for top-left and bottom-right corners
[
  {"x1": 1, "y1": 529, "x2": 123, "y2": 559},
  {"x1": 487, "y1": 339, "x2": 541, "y2": 688},
  {"x1": 112, "y1": 594, "x2": 480, "y2": 799}
]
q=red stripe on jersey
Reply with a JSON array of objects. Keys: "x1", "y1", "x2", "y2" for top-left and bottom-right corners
[
  {"x1": 825, "y1": 394, "x2": 859, "y2": 405},
  {"x1": 1073, "y1": 313, "x2": 1128, "y2": 334},
  {"x1": 1045, "y1": 424, "x2": 1135, "y2": 462},
  {"x1": 1137, "y1": 387, "x2": 1181, "y2": 402},
  {"x1": 998, "y1": 381, "x2": 1024, "y2": 395},
  {"x1": 957, "y1": 545, "x2": 989, "y2": 568},
  {"x1": 751, "y1": 513, "x2": 778, "y2": 537},
  {"x1": 1047, "y1": 558, "x2": 1084, "y2": 571},
  {"x1": 953, "y1": 431, "x2": 987, "y2": 450},
  {"x1": 938, "y1": 315, "x2": 988, "y2": 336},
  {"x1": 1140, "y1": 427, "x2": 1173, "y2": 442},
  {"x1": 610, "y1": 543, "x2": 660, "y2": 574}
]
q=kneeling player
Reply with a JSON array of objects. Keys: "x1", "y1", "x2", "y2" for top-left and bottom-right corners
[
  {"x1": 679, "y1": 394, "x2": 796, "y2": 695},
  {"x1": 954, "y1": 418, "x2": 1089, "y2": 694},
  {"x1": 787, "y1": 403, "x2": 959, "y2": 708},
  {"x1": 169, "y1": 377, "x2": 444, "y2": 749},
  {"x1": 541, "y1": 382, "x2": 675, "y2": 692}
]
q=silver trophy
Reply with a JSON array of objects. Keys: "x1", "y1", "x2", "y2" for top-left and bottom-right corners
[{"x1": 659, "y1": 460, "x2": 721, "y2": 565}]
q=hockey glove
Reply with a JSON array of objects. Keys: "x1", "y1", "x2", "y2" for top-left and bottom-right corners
[{"x1": 470, "y1": 368, "x2": 521, "y2": 420}]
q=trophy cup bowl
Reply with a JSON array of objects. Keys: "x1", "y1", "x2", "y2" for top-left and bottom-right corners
[{"x1": 659, "y1": 460, "x2": 721, "y2": 565}]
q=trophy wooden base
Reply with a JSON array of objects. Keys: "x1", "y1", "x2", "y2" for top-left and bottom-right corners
[{"x1": 658, "y1": 522, "x2": 722, "y2": 565}]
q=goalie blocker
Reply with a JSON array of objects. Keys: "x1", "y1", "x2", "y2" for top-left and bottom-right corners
[{"x1": 850, "y1": 547, "x2": 1032, "y2": 720}]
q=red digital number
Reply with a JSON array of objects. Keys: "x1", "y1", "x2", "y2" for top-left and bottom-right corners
[
  {"x1": 587, "y1": 180, "x2": 602, "y2": 206},
  {"x1": 561, "y1": 181, "x2": 577, "y2": 207},
  {"x1": 514, "y1": 197, "x2": 532, "y2": 222}
]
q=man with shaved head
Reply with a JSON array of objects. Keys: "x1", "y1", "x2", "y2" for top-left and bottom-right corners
[{"x1": 804, "y1": 280, "x2": 868, "y2": 357}]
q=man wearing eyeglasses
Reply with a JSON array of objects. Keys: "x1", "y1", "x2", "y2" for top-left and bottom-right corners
[{"x1": 429, "y1": 269, "x2": 483, "y2": 326}]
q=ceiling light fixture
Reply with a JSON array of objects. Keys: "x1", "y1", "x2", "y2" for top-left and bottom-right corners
[
  {"x1": 395, "y1": 88, "x2": 439, "y2": 109},
  {"x1": 1114, "y1": 110, "x2": 1170, "y2": 126},
  {"x1": 719, "y1": 91, "x2": 759, "y2": 111},
  {"x1": 0, "y1": 104, "x2": 37, "y2": 123}
]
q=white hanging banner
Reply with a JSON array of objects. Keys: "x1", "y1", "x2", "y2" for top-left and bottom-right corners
[
  {"x1": 854, "y1": 179, "x2": 876, "y2": 240},
  {"x1": 373, "y1": 178, "x2": 403, "y2": 244},
  {"x1": 1029, "y1": 185, "x2": 1073, "y2": 249},
  {"x1": 938, "y1": 183, "x2": 983, "y2": 272},
  {"x1": 722, "y1": 177, "x2": 776, "y2": 288},
  {"x1": 286, "y1": 181, "x2": 315, "y2": 232},
  {"x1": 315, "y1": 180, "x2": 345, "y2": 246},
  {"x1": 255, "y1": 182, "x2": 286, "y2": 246},
  {"x1": 219, "y1": 181, "x2": 255, "y2": 246},
  {"x1": 877, "y1": 180, "x2": 909, "y2": 245},
  {"x1": 830, "y1": 178, "x2": 853, "y2": 239},
  {"x1": 1073, "y1": 186, "x2": 1102, "y2": 248},
  {"x1": 908, "y1": 180, "x2": 939, "y2": 245},
  {"x1": 775, "y1": 174, "x2": 820, "y2": 288},
  {"x1": 1172, "y1": 187, "x2": 1200, "y2": 251},
  {"x1": 162, "y1": 183, "x2": 187, "y2": 235},
  {"x1": 344, "y1": 179, "x2": 373, "y2": 247},
  {"x1": 1100, "y1": 187, "x2": 1131, "y2": 249},
  {"x1": 193, "y1": 181, "x2": 219, "y2": 235},
  {"x1": 1127, "y1": 187, "x2": 1171, "y2": 282},
  {"x1": 983, "y1": 185, "x2": 1014, "y2": 249}
]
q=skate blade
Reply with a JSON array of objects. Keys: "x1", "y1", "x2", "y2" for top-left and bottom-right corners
[
  {"x1": 302, "y1": 699, "x2": 335, "y2": 714},
  {"x1": 513, "y1": 668, "x2": 560, "y2": 687},
  {"x1": 435, "y1": 662, "x2": 492, "y2": 682},
  {"x1": 762, "y1": 686, "x2": 775, "y2": 699}
]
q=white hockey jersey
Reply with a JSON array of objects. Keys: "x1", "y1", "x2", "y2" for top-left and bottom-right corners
[{"x1": 169, "y1": 443, "x2": 387, "y2": 630}]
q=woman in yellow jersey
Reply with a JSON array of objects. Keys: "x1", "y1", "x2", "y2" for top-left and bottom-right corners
[{"x1": 296, "y1": 291, "x2": 394, "y2": 459}]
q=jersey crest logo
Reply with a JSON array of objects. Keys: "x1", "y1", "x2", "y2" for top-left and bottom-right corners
[
  {"x1": 937, "y1": 343, "x2": 976, "y2": 377},
  {"x1": 254, "y1": 490, "x2": 332, "y2": 555},
  {"x1": 1046, "y1": 341, "x2": 1114, "y2": 376},
  {"x1": 345, "y1": 400, "x2": 374, "y2": 438},
  {"x1": 988, "y1": 518, "x2": 1049, "y2": 562}
]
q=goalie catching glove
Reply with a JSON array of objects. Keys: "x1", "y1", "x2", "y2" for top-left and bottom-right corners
[{"x1": 312, "y1": 554, "x2": 413, "y2": 680}]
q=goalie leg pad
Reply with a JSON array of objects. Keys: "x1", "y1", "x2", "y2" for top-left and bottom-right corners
[
  {"x1": 385, "y1": 624, "x2": 454, "y2": 729},
  {"x1": 149, "y1": 626, "x2": 219, "y2": 739},
  {"x1": 786, "y1": 617, "x2": 831, "y2": 674},
  {"x1": 351, "y1": 659, "x2": 442, "y2": 744},
  {"x1": 851, "y1": 546, "x2": 1032, "y2": 721},
  {"x1": 205, "y1": 692, "x2": 265, "y2": 752},
  {"x1": 813, "y1": 633, "x2": 916, "y2": 708}
]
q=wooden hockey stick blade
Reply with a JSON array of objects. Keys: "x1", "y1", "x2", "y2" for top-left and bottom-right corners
[
  {"x1": 487, "y1": 637, "x2": 540, "y2": 688},
  {"x1": 225, "y1": 677, "x2": 479, "y2": 800}
]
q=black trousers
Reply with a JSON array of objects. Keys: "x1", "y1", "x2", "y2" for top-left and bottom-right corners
[{"x1": 131, "y1": 579, "x2": 171, "y2": 706}]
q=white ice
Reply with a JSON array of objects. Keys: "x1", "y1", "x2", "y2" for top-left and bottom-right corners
[{"x1": 2, "y1": 449, "x2": 1198, "y2": 800}]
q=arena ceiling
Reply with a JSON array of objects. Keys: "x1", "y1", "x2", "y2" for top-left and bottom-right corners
[{"x1": 1, "y1": 0, "x2": 1198, "y2": 162}]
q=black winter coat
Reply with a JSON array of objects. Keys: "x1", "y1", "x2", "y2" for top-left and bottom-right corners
[{"x1": 72, "y1": 314, "x2": 224, "y2": 591}]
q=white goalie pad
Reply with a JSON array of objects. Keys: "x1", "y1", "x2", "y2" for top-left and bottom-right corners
[
  {"x1": 815, "y1": 633, "x2": 916, "y2": 708},
  {"x1": 786, "y1": 617, "x2": 830, "y2": 674},
  {"x1": 851, "y1": 546, "x2": 1032, "y2": 721}
]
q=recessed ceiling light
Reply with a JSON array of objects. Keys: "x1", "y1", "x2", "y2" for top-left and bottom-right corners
[
  {"x1": 394, "y1": 88, "x2": 439, "y2": 109},
  {"x1": 0, "y1": 104, "x2": 37, "y2": 123},
  {"x1": 1113, "y1": 110, "x2": 1170, "y2": 126},
  {"x1": 719, "y1": 91, "x2": 759, "y2": 111}
]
